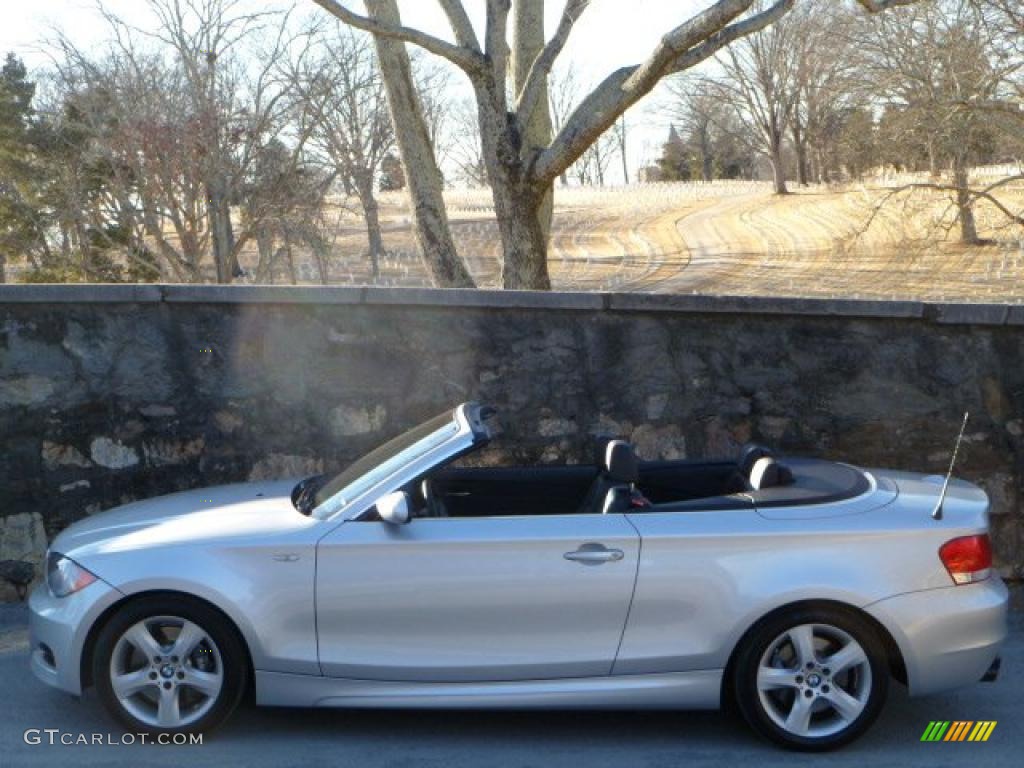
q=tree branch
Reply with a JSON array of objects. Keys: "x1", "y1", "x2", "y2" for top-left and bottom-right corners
[
  {"x1": 669, "y1": 0, "x2": 793, "y2": 74},
  {"x1": 311, "y1": 0, "x2": 485, "y2": 74},
  {"x1": 485, "y1": 0, "x2": 512, "y2": 109},
  {"x1": 859, "y1": 176, "x2": 1024, "y2": 238},
  {"x1": 855, "y1": 0, "x2": 920, "y2": 11},
  {"x1": 534, "y1": 0, "x2": 797, "y2": 184},
  {"x1": 436, "y1": 0, "x2": 481, "y2": 52},
  {"x1": 515, "y1": 0, "x2": 590, "y2": 129}
]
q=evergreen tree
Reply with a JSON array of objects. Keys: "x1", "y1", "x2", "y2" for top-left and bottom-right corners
[
  {"x1": 0, "y1": 53, "x2": 41, "y2": 281},
  {"x1": 379, "y1": 152, "x2": 405, "y2": 191},
  {"x1": 656, "y1": 126, "x2": 693, "y2": 182}
]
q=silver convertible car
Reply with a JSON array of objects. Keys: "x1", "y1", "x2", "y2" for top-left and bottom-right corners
[{"x1": 30, "y1": 403, "x2": 1007, "y2": 750}]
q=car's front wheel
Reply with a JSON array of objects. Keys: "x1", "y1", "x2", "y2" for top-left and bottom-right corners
[
  {"x1": 93, "y1": 595, "x2": 247, "y2": 734},
  {"x1": 732, "y1": 606, "x2": 890, "y2": 751}
]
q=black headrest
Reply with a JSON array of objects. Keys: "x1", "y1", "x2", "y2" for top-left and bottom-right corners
[
  {"x1": 737, "y1": 443, "x2": 773, "y2": 477},
  {"x1": 604, "y1": 440, "x2": 638, "y2": 484}
]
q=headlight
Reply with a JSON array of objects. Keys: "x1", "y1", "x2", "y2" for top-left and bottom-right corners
[{"x1": 46, "y1": 552, "x2": 98, "y2": 598}]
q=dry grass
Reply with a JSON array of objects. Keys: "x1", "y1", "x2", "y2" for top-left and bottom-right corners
[
  {"x1": 261, "y1": 175, "x2": 1024, "y2": 302},
  {"x1": 11, "y1": 175, "x2": 1024, "y2": 301}
]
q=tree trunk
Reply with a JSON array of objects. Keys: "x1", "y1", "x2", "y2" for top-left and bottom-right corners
[
  {"x1": 207, "y1": 177, "x2": 237, "y2": 284},
  {"x1": 0, "y1": 254, "x2": 5, "y2": 284},
  {"x1": 927, "y1": 141, "x2": 940, "y2": 179},
  {"x1": 700, "y1": 124, "x2": 713, "y2": 181},
  {"x1": 476, "y1": 84, "x2": 553, "y2": 291},
  {"x1": 365, "y1": 0, "x2": 474, "y2": 288},
  {"x1": 494, "y1": 179, "x2": 553, "y2": 290},
  {"x1": 618, "y1": 118, "x2": 630, "y2": 185},
  {"x1": 255, "y1": 225, "x2": 274, "y2": 283},
  {"x1": 506, "y1": 0, "x2": 554, "y2": 290},
  {"x1": 305, "y1": 230, "x2": 330, "y2": 285},
  {"x1": 953, "y1": 158, "x2": 980, "y2": 245},
  {"x1": 354, "y1": 172, "x2": 383, "y2": 281},
  {"x1": 814, "y1": 147, "x2": 827, "y2": 184},
  {"x1": 769, "y1": 133, "x2": 788, "y2": 195},
  {"x1": 790, "y1": 116, "x2": 809, "y2": 186}
]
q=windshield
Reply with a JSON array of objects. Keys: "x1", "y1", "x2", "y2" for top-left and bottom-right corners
[{"x1": 309, "y1": 408, "x2": 460, "y2": 517}]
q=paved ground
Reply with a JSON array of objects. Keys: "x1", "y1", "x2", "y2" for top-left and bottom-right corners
[{"x1": 0, "y1": 593, "x2": 1020, "y2": 768}]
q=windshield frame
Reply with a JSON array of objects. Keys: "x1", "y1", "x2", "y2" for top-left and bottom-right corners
[{"x1": 310, "y1": 403, "x2": 482, "y2": 521}]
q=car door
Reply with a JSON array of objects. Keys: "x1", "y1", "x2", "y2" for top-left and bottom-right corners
[{"x1": 316, "y1": 512, "x2": 640, "y2": 682}]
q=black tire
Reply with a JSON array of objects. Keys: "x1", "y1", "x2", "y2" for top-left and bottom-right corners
[
  {"x1": 93, "y1": 595, "x2": 247, "y2": 735},
  {"x1": 732, "y1": 605, "x2": 890, "y2": 751}
]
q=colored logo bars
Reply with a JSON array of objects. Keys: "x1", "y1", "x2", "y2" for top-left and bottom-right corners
[{"x1": 921, "y1": 721, "x2": 997, "y2": 742}]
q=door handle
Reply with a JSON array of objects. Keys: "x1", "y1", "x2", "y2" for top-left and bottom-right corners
[{"x1": 564, "y1": 546, "x2": 624, "y2": 564}]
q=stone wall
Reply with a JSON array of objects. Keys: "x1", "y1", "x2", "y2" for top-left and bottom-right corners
[{"x1": 1, "y1": 285, "x2": 1022, "y2": 599}]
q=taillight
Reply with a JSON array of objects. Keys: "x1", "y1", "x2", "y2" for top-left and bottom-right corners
[{"x1": 938, "y1": 534, "x2": 992, "y2": 585}]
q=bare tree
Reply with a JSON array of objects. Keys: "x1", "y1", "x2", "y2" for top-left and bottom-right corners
[
  {"x1": 286, "y1": 23, "x2": 393, "y2": 280},
  {"x1": 787, "y1": 1, "x2": 864, "y2": 184},
  {"x1": 43, "y1": 0, "x2": 328, "y2": 283},
  {"x1": 857, "y1": 0, "x2": 1021, "y2": 243},
  {"x1": 612, "y1": 116, "x2": 629, "y2": 185},
  {"x1": 138, "y1": 0, "x2": 293, "y2": 282},
  {"x1": 312, "y1": 0, "x2": 921, "y2": 289},
  {"x1": 570, "y1": 127, "x2": 616, "y2": 186},
  {"x1": 47, "y1": 49, "x2": 211, "y2": 281},
  {"x1": 445, "y1": 98, "x2": 489, "y2": 187},
  {"x1": 711, "y1": 8, "x2": 803, "y2": 194},
  {"x1": 362, "y1": 0, "x2": 474, "y2": 287},
  {"x1": 549, "y1": 66, "x2": 622, "y2": 187},
  {"x1": 664, "y1": 79, "x2": 750, "y2": 181},
  {"x1": 547, "y1": 64, "x2": 580, "y2": 187}
]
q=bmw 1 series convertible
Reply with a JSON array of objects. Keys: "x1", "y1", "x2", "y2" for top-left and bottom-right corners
[{"x1": 30, "y1": 402, "x2": 1007, "y2": 750}]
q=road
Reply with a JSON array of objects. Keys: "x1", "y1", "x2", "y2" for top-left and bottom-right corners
[{"x1": 0, "y1": 595, "x2": 1020, "y2": 768}]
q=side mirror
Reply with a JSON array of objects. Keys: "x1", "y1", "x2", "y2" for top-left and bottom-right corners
[{"x1": 376, "y1": 490, "x2": 411, "y2": 525}]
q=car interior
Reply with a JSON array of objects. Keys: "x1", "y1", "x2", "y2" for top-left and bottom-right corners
[{"x1": 408, "y1": 439, "x2": 816, "y2": 519}]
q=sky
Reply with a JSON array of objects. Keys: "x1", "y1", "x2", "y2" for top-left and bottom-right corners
[{"x1": 0, "y1": 1, "x2": 715, "y2": 179}]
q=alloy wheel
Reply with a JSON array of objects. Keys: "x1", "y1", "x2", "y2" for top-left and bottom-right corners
[
  {"x1": 755, "y1": 623, "x2": 873, "y2": 739},
  {"x1": 108, "y1": 615, "x2": 224, "y2": 729}
]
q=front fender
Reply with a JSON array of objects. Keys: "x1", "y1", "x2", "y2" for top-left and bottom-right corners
[{"x1": 80, "y1": 541, "x2": 318, "y2": 676}]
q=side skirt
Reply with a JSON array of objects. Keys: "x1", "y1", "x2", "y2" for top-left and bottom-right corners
[{"x1": 255, "y1": 669, "x2": 723, "y2": 710}]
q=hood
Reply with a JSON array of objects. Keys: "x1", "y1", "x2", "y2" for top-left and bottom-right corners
[{"x1": 51, "y1": 478, "x2": 321, "y2": 560}]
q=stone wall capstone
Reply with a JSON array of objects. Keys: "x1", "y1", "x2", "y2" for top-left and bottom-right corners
[{"x1": 1, "y1": 285, "x2": 1022, "y2": 599}]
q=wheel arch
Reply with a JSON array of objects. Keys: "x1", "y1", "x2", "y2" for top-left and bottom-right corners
[
  {"x1": 80, "y1": 589, "x2": 255, "y2": 694},
  {"x1": 720, "y1": 598, "x2": 908, "y2": 708}
]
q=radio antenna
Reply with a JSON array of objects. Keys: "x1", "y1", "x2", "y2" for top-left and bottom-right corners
[{"x1": 932, "y1": 411, "x2": 969, "y2": 521}]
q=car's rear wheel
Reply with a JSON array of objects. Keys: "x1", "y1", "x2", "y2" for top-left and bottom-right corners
[
  {"x1": 93, "y1": 596, "x2": 247, "y2": 734},
  {"x1": 732, "y1": 606, "x2": 889, "y2": 751}
]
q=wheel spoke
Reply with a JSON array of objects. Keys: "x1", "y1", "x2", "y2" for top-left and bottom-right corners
[
  {"x1": 172, "y1": 620, "x2": 205, "y2": 659},
  {"x1": 111, "y1": 668, "x2": 152, "y2": 698},
  {"x1": 788, "y1": 625, "x2": 818, "y2": 667},
  {"x1": 822, "y1": 641, "x2": 867, "y2": 676},
  {"x1": 822, "y1": 686, "x2": 864, "y2": 722},
  {"x1": 181, "y1": 668, "x2": 221, "y2": 697},
  {"x1": 125, "y1": 623, "x2": 165, "y2": 659},
  {"x1": 157, "y1": 685, "x2": 181, "y2": 726},
  {"x1": 784, "y1": 693, "x2": 814, "y2": 736},
  {"x1": 757, "y1": 665, "x2": 800, "y2": 690}
]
